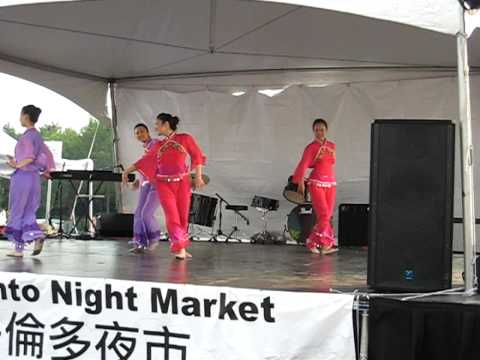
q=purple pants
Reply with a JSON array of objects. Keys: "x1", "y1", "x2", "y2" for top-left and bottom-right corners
[
  {"x1": 5, "y1": 170, "x2": 44, "y2": 252},
  {"x1": 133, "y1": 182, "x2": 162, "y2": 248}
]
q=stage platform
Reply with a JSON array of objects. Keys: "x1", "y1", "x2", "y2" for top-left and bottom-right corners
[
  {"x1": 0, "y1": 238, "x2": 477, "y2": 360},
  {"x1": 368, "y1": 293, "x2": 480, "y2": 360},
  {"x1": 0, "y1": 239, "x2": 465, "y2": 293}
]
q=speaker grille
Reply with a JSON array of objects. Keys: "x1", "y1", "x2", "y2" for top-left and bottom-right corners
[{"x1": 368, "y1": 120, "x2": 454, "y2": 292}]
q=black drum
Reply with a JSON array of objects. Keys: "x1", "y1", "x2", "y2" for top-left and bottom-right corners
[
  {"x1": 251, "y1": 195, "x2": 279, "y2": 211},
  {"x1": 189, "y1": 194, "x2": 217, "y2": 227},
  {"x1": 283, "y1": 176, "x2": 311, "y2": 205},
  {"x1": 287, "y1": 205, "x2": 316, "y2": 244}
]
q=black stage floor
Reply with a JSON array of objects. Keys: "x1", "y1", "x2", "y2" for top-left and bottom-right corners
[{"x1": 0, "y1": 239, "x2": 465, "y2": 293}]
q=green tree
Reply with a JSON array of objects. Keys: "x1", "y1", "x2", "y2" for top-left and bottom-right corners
[
  {"x1": 0, "y1": 179, "x2": 8, "y2": 210},
  {"x1": 3, "y1": 123, "x2": 20, "y2": 140}
]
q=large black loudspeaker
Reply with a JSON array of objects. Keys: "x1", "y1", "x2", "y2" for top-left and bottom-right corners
[
  {"x1": 368, "y1": 120, "x2": 455, "y2": 292},
  {"x1": 96, "y1": 213, "x2": 134, "y2": 237}
]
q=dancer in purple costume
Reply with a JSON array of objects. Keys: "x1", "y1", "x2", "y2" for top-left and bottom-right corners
[
  {"x1": 5, "y1": 105, "x2": 55, "y2": 257},
  {"x1": 129, "y1": 123, "x2": 162, "y2": 253}
]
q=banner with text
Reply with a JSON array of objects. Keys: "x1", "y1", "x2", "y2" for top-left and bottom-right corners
[{"x1": 0, "y1": 271, "x2": 355, "y2": 360}]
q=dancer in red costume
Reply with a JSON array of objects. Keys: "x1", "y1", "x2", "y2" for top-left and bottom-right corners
[
  {"x1": 123, "y1": 113, "x2": 206, "y2": 260},
  {"x1": 292, "y1": 118, "x2": 338, "y2": 255}
]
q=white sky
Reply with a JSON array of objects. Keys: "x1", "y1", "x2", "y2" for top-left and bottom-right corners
[
  {"x1": 0, "y1": 73, "x2": 92, "y2": 133},
  {"x1": 0, "y1": 0, "x2": 74, "y2": 6}
]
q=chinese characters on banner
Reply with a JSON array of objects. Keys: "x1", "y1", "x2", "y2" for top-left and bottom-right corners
[{"x1": 5, "y1": 314, "x2": 189, "y2": 360}]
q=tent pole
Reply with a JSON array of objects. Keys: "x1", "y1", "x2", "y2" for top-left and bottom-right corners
[
  {"x1": 109, "y1": 80, "x2": 123, "y2": 212},
  {"x1": 456, "y1": 5, "x2": 477, "y2": 295}
]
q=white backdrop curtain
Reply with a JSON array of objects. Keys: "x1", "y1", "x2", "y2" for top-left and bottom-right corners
[{"x1": 116, "y1": 76, "x2": 480, "y2": 250}]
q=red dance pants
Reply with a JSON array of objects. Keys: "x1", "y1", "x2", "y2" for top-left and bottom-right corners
[
  {"x1": 155, "y1": 177, "x2": 191, "y2": 252},
  {"x1": 306, "y1": 184, "x2": 336, "y2": 249}
]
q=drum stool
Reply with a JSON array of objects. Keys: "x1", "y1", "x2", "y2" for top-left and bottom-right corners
[
  {"x1": 250, "y1": 195, "x2": 279, "y2": 244},
  {"x1": 225, "y1": 205, "x2": 249, "y2": 242}
]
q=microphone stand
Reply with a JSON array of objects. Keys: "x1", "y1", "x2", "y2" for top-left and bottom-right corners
[
  {"x1": 55, "y1": 162, "x2": 70, "y2": 238},
  {"x1": 209, "y1": 193, "x2": 225, "y2": 242}
]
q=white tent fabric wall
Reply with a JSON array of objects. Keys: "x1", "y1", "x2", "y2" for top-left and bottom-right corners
[{"x1": 116, "y1": 76, "x2": 480, "y2": 250}]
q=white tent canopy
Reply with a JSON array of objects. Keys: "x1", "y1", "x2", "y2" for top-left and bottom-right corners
[
  {"x1": 3, "y1": 0, "x2": 478, "y2": 35},
  {"x1": 0, "y1": 1, "x2": 479, "y2": 286},
  {"x1": 262, "y1": 0, "x2": 480, "y2": 35},
  {"x1": 0, "y1": 0, "x2": 479, "y2": 120}
]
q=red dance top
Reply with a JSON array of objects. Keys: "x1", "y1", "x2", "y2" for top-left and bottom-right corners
[
  {"x1": 135, "y1": 133, "x2": 206, "y2": 182},
  {"x1": 292, "y1": 139, "x2": 336, "y2": 186}
]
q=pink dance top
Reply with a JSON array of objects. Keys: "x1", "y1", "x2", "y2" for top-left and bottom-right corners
[
  {"x1": 135, "y1": 133, "x2": 206, "y2": 182},
  {"x1": 139, "y1": 138, "x2": 158, "y2": 185},
  {"x1": 292, "y1": 139, "x2": 336, "y2": 187},
  {"x1": 15, "y1": 128, "x2": 55, "y2": 173}
]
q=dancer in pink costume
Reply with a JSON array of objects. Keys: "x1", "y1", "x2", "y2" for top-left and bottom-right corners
[
  {"x1": 123, "y1": 113, "x2": 206, "y2": 260},
  {"x1": 292, "y1": 118, "x2": 338, "y2": 255}
]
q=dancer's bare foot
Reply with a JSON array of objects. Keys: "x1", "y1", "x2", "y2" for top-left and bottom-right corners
[
  {"x1": 174, "y1": 251, "x2": 185, "y2": 260},
  {"x1": 6, "y1": 251, "x2": 23, "y2": 258},
  {"x1": 174, "y1": 248, "x2": 192, "y2": 260},
  {"x1": 32, "y1": 238, "x2": 45, "y2": 256},
  {"x1": 321, "y1": 246, "x2": 339, "y2": 255},
  {"x1": 129, "y1": 247, "x2": 144, "y2": 254},
  {"x1": 147, "y1": 242, "x2": 159, "y2": 252},
  {"x1": 308, "y1": 247, "x2": 321, "y2": 254}
]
